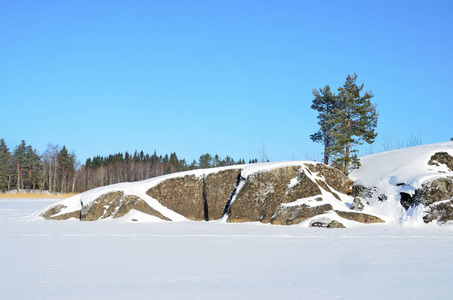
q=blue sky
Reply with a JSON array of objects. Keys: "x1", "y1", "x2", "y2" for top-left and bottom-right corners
[{"x1": 1, "y1": 0, "x2": 452, "y2": 164}]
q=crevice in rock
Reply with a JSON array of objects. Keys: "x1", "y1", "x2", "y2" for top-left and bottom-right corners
[
  {"x1": 202, "y1": 175, "x2": 209, "y2": 221},
  {"x1": 222, "y1": 172, "x2": 245, "y2": 218}
]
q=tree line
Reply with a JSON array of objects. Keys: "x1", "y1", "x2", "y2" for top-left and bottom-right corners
[
  {"x1": 0, "y1": 140, "x2": 76, "y2": 193},
  {"x1": 0, "y1": 139, "x2": 256, "y2": 193}
]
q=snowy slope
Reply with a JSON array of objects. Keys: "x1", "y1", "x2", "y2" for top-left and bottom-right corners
[{"x1": 349, "y1": 141, "x2": 453, "y2": 223}]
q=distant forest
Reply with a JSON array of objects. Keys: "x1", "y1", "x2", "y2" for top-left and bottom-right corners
[{"x1": 0, "y1": 139, "x2": 258, "y2": 193}]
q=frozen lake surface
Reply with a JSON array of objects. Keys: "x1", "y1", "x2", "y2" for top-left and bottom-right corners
[{"x1": 1, "y1": 198, "x2": 453, "y2": 299}]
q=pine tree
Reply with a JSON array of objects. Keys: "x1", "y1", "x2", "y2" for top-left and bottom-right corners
[
  {"x1": 24, "y1": 145, "x2": 42, "y2": 191},
  {"x1": 12, "y1": 140, "x2": 27, "y2": 192},
  {"x1": 310, "y1": 85, "x2": 337, "y2": 164},
  {"x1": 0, "y1": 139, "x2": 11, "y2": 192},
  {"x1": 330, "y1": 73, "x2": 378, "y2": 174}
]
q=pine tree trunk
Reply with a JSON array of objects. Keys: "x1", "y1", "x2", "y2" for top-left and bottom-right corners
[{"x1": 17, "y1": 163, "x2": 20, "y2": 193}]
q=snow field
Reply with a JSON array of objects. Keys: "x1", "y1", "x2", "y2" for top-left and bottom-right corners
[{"x1": 1, "y1": 199, "x2": 453, "y2": 299}]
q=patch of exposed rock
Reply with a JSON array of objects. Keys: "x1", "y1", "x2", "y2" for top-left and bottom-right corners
[
  {"x1": 81, "y1": 191, "x2": 123, "y2": 221},
  {"x1": 147, "y1": 175, "x2": 204, "y2": 221},
  {"x1": 350, "y1": 197, "x2": 364, "y2": 211},
  {"x1": 334, "y1": 210, "x2": 384, "y2": 223},
  {"x1": 204, "y1": 169, "x2": 242, "y2": 220},
  {"x1": 147, "y1": 169, "x2": 241, "y2": 221},
  {"x1": 305, "y1": 163, "x2": 353, "y2": 194},
  {"x1": 417, "y1": 177, "x2": 453, "y2": 206},
  {"x1": 113, "y1": 195, "x2": 170, "y2": 220},
  {"x1": 227, "y1": 165, "x2": 350, "y2": 224},
  {"x1": 270, "y1": 204, "x2": 334, "y2": 225},
  {"x1": 41, "y1": 204, "x2": 80, "y2": 220},
  {"x1": 227, "y1": 166, "x2": 301, "y2": 223},
  {"x1": 428, "y1": 152, "x2": 453, "y2": 172},
  {"x1": 309, "y1": 217, "x2": 345, "y2": 228},
  {"x1": 423, "y1": 201, "x2": 453, "y2": 224},
  {"x1": 42, "y1": 191, "x2": 170, "y2": 221}
]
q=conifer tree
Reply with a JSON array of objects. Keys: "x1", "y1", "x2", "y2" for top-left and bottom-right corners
[
  {"x1": 310, "y1": 74, "x2": 378, "y2": 174},
  {"x1": 0, "y1": 139, "x2": 11, "y2": 192},
  {"x1": 310, "y1": 85, "x2": 337, "y2": 164},
  {"x1": 330, "y1": 73, "x2": 378, "y2": 174},
  {"x1": 12, "y1": 140, "x2": 27, "y2": 192}
]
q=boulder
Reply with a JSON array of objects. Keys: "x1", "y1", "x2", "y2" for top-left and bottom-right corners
[{"x1": 309, "y1": 217, "x2": 345, "y2": 228}]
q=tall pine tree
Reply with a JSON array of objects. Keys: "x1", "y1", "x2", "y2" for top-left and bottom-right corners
[
  {"x1": 310, "y1": 74, "x2": 378, "y2": 174},
  {"x1": 310, "y1": 85, "x2": 337, "y2": 164},
  {"x1": 330, "y1": 73, "x2": 378, "y2": 174},
  {"x1": 0, "y1": 139, "x2": 11, "y2": 192}
]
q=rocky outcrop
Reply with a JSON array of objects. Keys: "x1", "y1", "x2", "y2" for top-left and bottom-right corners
[
  {"x1": 416, "y1": 177, "x2": 453, "y2": 206},
  {"x1": 423, "y1": 201, "x2": 453, "y2": 224},
  {"x1": 40, "y1": 162, "x2": 369, "y2": 227},
  {"x1": 334, "y1": 210, "x2": 384, "y2": 223}
]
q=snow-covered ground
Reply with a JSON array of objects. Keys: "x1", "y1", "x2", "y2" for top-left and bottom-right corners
[{"x1": 2, "y1": 198, "x2": 452, "y2": 299}]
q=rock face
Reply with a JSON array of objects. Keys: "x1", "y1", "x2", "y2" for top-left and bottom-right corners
[
  {"x1": 147, "y1": 175, "x2": 205, "y2": 221},
  {"x1": 147, "y1": 169, "x2": 241, "y2": 221},
  {"x1": 228, "y1": 164, "x2": 353, "y2": 225},
  {"x1": 204, "y1": 169, "x2": 242, "y2": 220}
]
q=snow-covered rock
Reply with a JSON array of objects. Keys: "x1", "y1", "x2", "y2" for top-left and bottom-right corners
[
  {"x1": 40, "y1": 162, "x2": 360, "y2": 226},
  {"x1": 39, "y1": 141, "x2": 453, "y2": 227},
  {"x1": 349, "y1": 141, "x2": 453, "y2": 224}
]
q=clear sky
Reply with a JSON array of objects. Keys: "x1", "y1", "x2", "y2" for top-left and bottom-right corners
[{"x1": 1, "y1": 0, "x2": 452, "y2": 164}]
